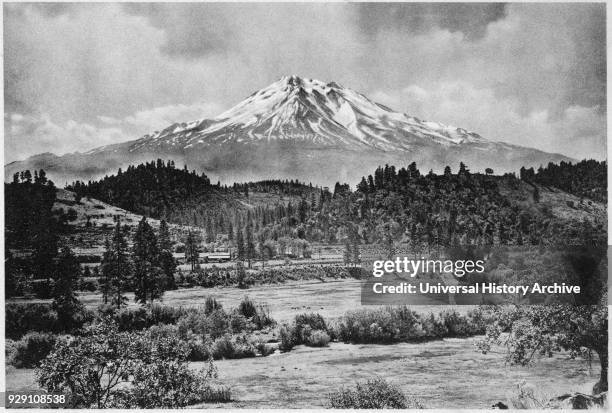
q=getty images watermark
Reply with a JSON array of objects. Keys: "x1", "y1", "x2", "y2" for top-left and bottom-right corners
[{"x1": 359, "y1": 245, "x2": 604, "y2": 305}]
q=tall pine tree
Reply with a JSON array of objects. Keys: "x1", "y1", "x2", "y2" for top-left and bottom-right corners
[
  {"x1": 158, "y1": 220, "x2": 177, "y2": 290},
  {"x1": 133, "y1": 217, "x2": 165, "y2": 304}
]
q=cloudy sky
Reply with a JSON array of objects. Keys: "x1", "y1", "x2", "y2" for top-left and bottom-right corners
[{"x1": 4, "y1": 2, "x2": 606, "y2": 162}]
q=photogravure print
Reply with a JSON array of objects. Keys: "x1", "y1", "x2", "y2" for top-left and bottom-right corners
[{"x1": 3, "y1": 2, "x2": 608, "y2": 410}]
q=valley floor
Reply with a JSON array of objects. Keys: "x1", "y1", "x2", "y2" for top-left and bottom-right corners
[
  {"x1": 8, "y1": 279, "x2": 462, "y2": 323},
  {"x1": 5, "y1": 279, "x2": 600, "y2": 408},
  {"x1": 6, "y1": 337, "x2": 597, "y2": 409}
]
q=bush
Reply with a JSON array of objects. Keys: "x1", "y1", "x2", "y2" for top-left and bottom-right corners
[
  {"x1": 328, "y1": 378, "x2": 422, "y2": 409},
  {"x1": 254, "y1": 341, "x2": 276, "y2": 356},
  {"x1": 229, "y1": 313, "x2": 249, "y2": 333},
  {"x1": 204, "y1": 297, "x2": 222, "y2": 315},
  {"x1": 115, "y1": 307, "x2": 148, "y2": 331},
  {"x1": 439, "y1": 310, "x2": 476, "y2": 337},
  {"x1": 11, "y1": 332, "x2": 59, "y2": 368},
  {"x1": 251, "y1": 304, "x2": 275, "y2": 330},
  {"x1": 421, "y1": 313, "x2": 448, "y2": 339},
  {"x1": 147, "y1": 324, "x2": 209, "y2": 361},
  {"x1": 290, "y1": 313, "x2": 330, "y2": 345},
  {"x1": 205, "y1": 309, "x2": 230, "y2": 339},
  {"x1": 278, "y1": 324, "x2": 294, "y2": 352},
  {"x1": 211, "y1": 334, "x2": 256, "y2": 359},
  {"x1": 148, "y1": 303, "x2": 185, "y2": 325},
  {"x1": 305, "y1": 330, "x2": 330, "y2": 347},
  {"x1": 238, "y1": 296, "x2": 257, "y2": 319},
  {"x1": 337, "y1": 307, "x2": 482, "y2": 344},
  {"x1": 37, "y1": 319, "x2": 221, "y2": 408},
  {"x1": 338, "y1": 308, "x2": 402, "y2": 343},
  {"x1": 6, "y1": 303, "x2": 59, "y2": 339}
]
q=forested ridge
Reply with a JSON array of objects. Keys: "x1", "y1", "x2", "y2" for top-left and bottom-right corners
[
  {"x1": 63, "y1": 159, "x2": 606, "y2": 249},
  {"x1": 520, "y1": 159, "x2": 606, "y2": 202}
]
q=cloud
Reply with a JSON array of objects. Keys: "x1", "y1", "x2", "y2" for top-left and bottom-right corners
[
  {"x1": 98, "y1": 102, "x2": 224, "y2": 135},
  {"x1": 5, "y1": 113, "x2": 128, "y2": 161},
  {"x1": 4, "y1": 98, "x2": 226, "y2": 161},
  {"x1": 3, "y1": 3, "x2": 606, "y2": 162},
  {"x1": 372, "y1": 81, "x2": 606, "y2": 161}
]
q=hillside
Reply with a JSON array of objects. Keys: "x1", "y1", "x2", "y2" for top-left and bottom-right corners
[{"x1": 65, "y1": 160, "x2": 606, "y2": 249}]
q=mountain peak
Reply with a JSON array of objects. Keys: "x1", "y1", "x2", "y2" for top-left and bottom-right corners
[{"x1": 125, "y1": 75, "x2": 491, "y2": 153}]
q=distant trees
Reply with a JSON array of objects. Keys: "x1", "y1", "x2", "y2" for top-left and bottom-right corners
[
  {"x1": 66, "y1": 159, "x2": 212, "y2": 219},
  {"x1": 525, "y1": 160, "x2": 607, "y2": 202}
]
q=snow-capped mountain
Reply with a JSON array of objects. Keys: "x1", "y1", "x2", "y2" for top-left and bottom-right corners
[
  {"x1": 91, "y1": 75, "x2": 487, "y2": 154},
  {"x1": 6, "y1": 75, "x2": 572, "y2": 185}
]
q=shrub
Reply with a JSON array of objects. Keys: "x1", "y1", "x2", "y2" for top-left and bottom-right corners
[
  {"x1": 130, "y1": 358, "x2": 218, "y2": 408},
  {"x1": 292, "y1": 313, "x2": 328, "y2": 344},
  {"x1": 251, "y1": 304, "x2": 276, "y2": 330},
  {"x1": 148, "y1": 303, "x2": 185, "y2": 325},
  {"x1": 305, "y1": 330, "x2": 330, "y2": 347},
  {"x1": 278, "y1": 324, "x2": 295, "y2": 352},
  {"x1": 229, "y1": 313, "x2": 249, "y2": 333},
  {"x1": 328, "y1": 378, "x2": 422, "y2": 409},
  {"x1": 238, "y1": 296, "x2": 257, "y2": 319},
  {"x1": 146, "y1": 324, "x2": 209, "y2": 361},
  {"x1": 421, "y1": 313, "x2": 448, "y2": 339},
  {"x1": 205, "y1": 309, "x2": 230, "y2": 339},
  {"x1": 204, "y1": 296, "x2": 222, "y2": 315},
  {"x1": 6, "y1": 303, "x2": 59, "y2": 339},
  {"x1": 115, "y1": 307, "x2": 148, "y2": 331},
  {"x1": 211, "y1": 334, "x2": 256, "y2": 359},
  {"x1": 337, "y1": 307, "x2": 481, "y2": 344},
  {"x1": 9, "y1": 332, "x2": 60, "y2": 368},
  {"x1": 338, "y1": 308, "x2": 401, "y2": 343},
  {"x1": 439, "y1": 310, "x2": 476, "y2": 337},
  {"x1": 255, "y1": 341, "x2": 276, "y2": 356},
  {"x1": 37, "y1": 319, "x2": 220, "y2": 408}
]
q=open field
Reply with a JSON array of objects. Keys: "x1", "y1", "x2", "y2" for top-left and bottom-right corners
[
  {"x1": 5, "y1": 279, "x2": 600, "y2": 408},
  {"x1": 8, "y1": 279, "x2": 462, "y2": 324},
  {"x1": 6, "y1": 337, "x2": 597, "y2": 408}
]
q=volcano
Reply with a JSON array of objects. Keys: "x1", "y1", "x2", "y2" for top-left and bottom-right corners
[{"x1": 6, "y1": 75, "x2": 572, "y2": 185}]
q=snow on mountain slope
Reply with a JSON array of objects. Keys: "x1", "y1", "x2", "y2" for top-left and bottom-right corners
[
  {"x1": 8, "y1": 75, "x2": 573, "y2": 186},
  {"x1": 113, "y1": 75, "x2": 488, "y2": 154}
]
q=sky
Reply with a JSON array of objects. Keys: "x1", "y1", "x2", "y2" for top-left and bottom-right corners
[{"x1": 4, "y1": 2, "x2": 606, "y2": 163}]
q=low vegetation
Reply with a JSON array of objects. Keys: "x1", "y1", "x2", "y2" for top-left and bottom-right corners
[{"x1": 328, "y1": 378, "x2": 423, "y2": 409}]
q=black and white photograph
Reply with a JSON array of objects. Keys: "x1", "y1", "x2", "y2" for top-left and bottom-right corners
[{"x1": 2, "y1": 2, "x2": 608, "y2": 409}]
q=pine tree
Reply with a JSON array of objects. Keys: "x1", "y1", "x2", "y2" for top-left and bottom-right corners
[
  {"x1": 158, "y1": 220, "x2": 177, "y2": 290},
  {"x1": 99, "y1": 237, "x2": 112, "y2": 304},
  {"x1": 236, "y1": 227, "x2": 245, "y2": 261},
  {"x1": 184, "y1": 230, "x2": 201, "y2": 271},
  {"x1": 100, "y1": 220, "x2": 133, "y2": 309},
  {"x1": 228, "y1": 220, "x2": 234, "y2": 242},
  {"x1": 343, "y1": 241, "x2": 352, "y2": 266},
  {"x1": 245, "y1": 217, "x2": 256, "y2": 269},
  {"x1": 133, "y1": 217, "x2": 165, "y2": 304},
  {"x1": 52, "y1": 245, "x2": 83, "y2": 330},
  {"x1": 352, "y1": 240, "x2": 361, "y2": 267},
  {"x1": 297, "y1": 198, "x2": 309, "y2": 223}
]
